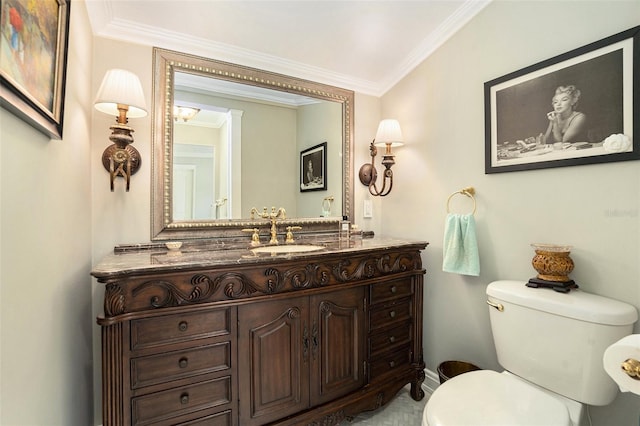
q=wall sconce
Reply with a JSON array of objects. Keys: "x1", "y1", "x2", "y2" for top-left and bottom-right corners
[
  {"x1": 94, "y1": 69, "x2": 147, "y2": 192},
  {"x1": 358, "y1": 119, "x2": 404, "y2": 196},
  {"x1": 173, "y1": 105, "x2": 200, "y2": 122}
]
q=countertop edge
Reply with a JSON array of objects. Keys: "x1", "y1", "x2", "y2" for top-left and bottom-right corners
[{"x1": 91, "y1": 238, "x2": 429, "y2": 280}]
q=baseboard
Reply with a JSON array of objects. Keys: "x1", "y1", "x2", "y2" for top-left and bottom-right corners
[{"x1": 422, "y1": 368, "x2": 439, "y2": 395}]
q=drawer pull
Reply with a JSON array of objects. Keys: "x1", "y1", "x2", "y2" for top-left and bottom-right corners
[
  {"x1": 178, "y1": 321, "x2": 188, "y2": 332},
  {"x1": 178, "y1": 357, "x2": 188, "y2": 368},
  {"x1": 389, "y1": 361, "x2": 396, "y2": 368},
  {"x1": 390, "y1": 285, "x2": 397, "y2": 294},
  {"x1": 389, "y1": 336, "x2": 396, "y2": 343},
  {"x1": 180, "y1": 393, "x2": 189, "y2": 404},
  {"x1": 389, "y1": 311, "x2": 396, "y2": 318}
]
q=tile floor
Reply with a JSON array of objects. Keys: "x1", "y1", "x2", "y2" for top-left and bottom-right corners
[{"x1": 347, "y1": 386, "x2": 430, "y2": 426}]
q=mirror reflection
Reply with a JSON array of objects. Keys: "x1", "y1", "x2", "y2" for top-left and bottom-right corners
[{"x1": 152, "y1": 48, "x2": 354, "y2": 240}]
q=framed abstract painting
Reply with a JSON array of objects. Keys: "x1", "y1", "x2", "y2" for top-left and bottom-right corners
[{"x1": 0, "y1": 0, "x2": 71, "y2": 139}]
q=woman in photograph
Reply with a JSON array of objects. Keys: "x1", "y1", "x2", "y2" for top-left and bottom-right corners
[{"x1": 544, "y1": 85, "x2": 588, "y2": 143}]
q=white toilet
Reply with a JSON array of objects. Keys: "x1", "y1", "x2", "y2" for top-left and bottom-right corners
[{"x1": 423, "y1": 280, "x2": 638, "y2": 426}]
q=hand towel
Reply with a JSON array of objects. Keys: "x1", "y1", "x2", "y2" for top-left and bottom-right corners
[{"x1": 442, "y1": 213, "x2": 480, "y2": 276}]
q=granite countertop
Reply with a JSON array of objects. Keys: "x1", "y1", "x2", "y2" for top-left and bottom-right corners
[{"x1": 91, "y1": 237, "x2": 428, "y2": 279}]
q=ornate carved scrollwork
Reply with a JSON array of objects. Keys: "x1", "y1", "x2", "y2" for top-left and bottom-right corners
[
  {"x1": 131, "y1": 270, "x2": 284, "y2": 310},
  {"x1": 114, "y1": 249, "x2": 423, "y2": 314},
  {"x1": 283, "y1": 264, "x2": 330, "y2": 288},
  {"x1": 375, "y1": 391, "x2": 385, "y2": 408},
  {"x1": 221, "y1": 271, "x2": 272, "y2": 298},
  {"x1": 333, "y1": 258, "x2": 373, "y2": 281},
  {"x1": 104, "y1": 283, "x2": 125, "y2": 316},
  {"x1": 132, "y1": 274, "x2": 219, "y2": 309},
  {"x1": 333, "y1": 251, "x2": 420, "y2": 282},
  {"x1": 311, "y1": 320, "x2": 319, "y2": 361},
  {"x1": 378, "y1": 252, "x2": 417, "y2": 273},
  {"x1": 286, "y1": 306, "x2": 301, "y2": 319},
  {"x1": 303, "y1": 323, "x2": 309, "y2": 363},
  {"x1": 307, "y1": 409, "x2": 346, "y2": 426}
]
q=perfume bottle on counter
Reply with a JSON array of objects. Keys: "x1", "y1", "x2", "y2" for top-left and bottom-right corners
[{"x1": 340, "y1": 216, "x2": 350, "y2": 241}]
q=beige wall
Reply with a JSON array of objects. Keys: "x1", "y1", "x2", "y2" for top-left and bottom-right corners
[
  {"x1": 380, "y1": 1, "x2": 640, "y2": 424},
  {"x1": 0, "y1": 1, "x2": 94, "y2": 425},
  {"x1": 90, "y1": 37, "x2": 153, "y2": 425},
  {"x1": 353, "y1": 92, "x2": 383, "y2": 234}
]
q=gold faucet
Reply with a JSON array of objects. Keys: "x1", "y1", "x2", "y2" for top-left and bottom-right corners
[
  {"x1": 242, "y1": 228, "x2": 261, "y2": 247},
  {"x1": 250, "y1": 207, "x2": 286, "y2": 244},
  {"x1": 285, "y1": 226, "x2": 302, "y2": 244}
]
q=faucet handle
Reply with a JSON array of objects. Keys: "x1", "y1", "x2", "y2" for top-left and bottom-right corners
[
  {"x1": 285, "y1": 226, "x2": 302, "y2": 244},
  {"x1": 242, "y1": 228, "x2": 261, "y2": 246}
]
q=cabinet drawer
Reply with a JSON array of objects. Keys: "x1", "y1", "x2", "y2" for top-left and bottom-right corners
[
  {"x1": 131, "y1": 342, "x2": 231, "y2": 389},
  {"x1": 131, "y1": 309, "x2": 231, "y2": 350},
  {"x1": 369, "y1": 298, "x2": 412, "y2": 331},
  {"x1": 132, "y1": 377, "x2": 232, "y2": 426},
  {"x1": 370, "y1": 280, "x2": 412, "y2": 304},
  {"x1": 177, "y1": 410, "x2": 232, "y2": 426},
  {"x1": 368, "y1": 322, "x2": 412, "y2": 357},
  {"x1": 369, "y1": 346, "x2": 411, "y2": 379}
]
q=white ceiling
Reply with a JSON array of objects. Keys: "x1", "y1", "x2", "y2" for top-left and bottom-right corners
[{"x1": 85, "y1": 0, "x2": 490, "y2": 96}]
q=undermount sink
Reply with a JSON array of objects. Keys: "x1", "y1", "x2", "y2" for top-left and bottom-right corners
[{"x1": 251, "y1": 244, "x2": 325, "y2": 254}]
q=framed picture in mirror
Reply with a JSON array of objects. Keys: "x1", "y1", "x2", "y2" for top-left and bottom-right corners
[
  {"x1": 485, "y1": 25, "x2": 639, "y2": 174},
  {"x1": 300, "y1": 142, "x2": 327, "y2": 192},
  {"x1": 0, "y1": 0, "x2": 71, "y2": 139}
]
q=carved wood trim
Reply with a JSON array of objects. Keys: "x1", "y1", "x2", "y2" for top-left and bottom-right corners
[
  {"x1": 306, "y1": 409, "x2": 346, "y2": 426},
  {"x1": 101, "y1": 249, "x2": 423, "y2": 318},
  {"x1": 102, "y1": 323, "x2": 124, "y2": 425}
]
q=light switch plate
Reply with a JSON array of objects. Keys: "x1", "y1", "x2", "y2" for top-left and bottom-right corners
[{"x1": 363, "y1": 200, "x2": 373, "y2": 218}]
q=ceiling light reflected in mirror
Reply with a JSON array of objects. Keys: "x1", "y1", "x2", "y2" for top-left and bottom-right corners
[{"x1": 173, "y1": 105, "x2": 200, "y2": 122}]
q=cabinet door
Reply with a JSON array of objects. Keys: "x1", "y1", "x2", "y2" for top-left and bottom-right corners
[
  {"x1": 238, "y1": 297, "x2": 309, "y2": 426},
  {"x1": 310, "y1": 287, "x2": 366, "y2": 405}
]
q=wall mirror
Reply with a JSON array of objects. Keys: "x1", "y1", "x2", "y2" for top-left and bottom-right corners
[{"x1": 152, "y1": 48, "x2": 354, "y2": 240}]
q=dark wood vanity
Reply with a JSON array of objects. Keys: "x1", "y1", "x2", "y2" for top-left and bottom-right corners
[{"x1": 93, "y1": 238, "x2": 427, "y2": 425}]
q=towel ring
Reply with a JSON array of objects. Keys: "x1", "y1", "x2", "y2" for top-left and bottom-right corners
[{"x1": 446, "y1": 187, "x2": 476, "y2": 215}]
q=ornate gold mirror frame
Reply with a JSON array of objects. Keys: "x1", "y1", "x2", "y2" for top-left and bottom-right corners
[{"x1": 151, "y1": 48, "x2": 354, "y2": 240}]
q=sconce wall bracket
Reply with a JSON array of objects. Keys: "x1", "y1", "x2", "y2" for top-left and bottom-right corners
[
  {"x1": 358, "y1": 162, "x2": 377, "y2": 186},
  {"x1": 359, "y1": 140, "x2": 394, "y2": 196},
  {"x1": 101, "y1": 123, "x2": 141, "y2": 192}
]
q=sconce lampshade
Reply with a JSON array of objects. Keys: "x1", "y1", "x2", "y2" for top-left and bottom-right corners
[
  {"x1": 94, "y1": 69, "x2": 147, "y2": 118},
  {"x1": 374, "y1": 119, "x2": 404, "y2": 148}
]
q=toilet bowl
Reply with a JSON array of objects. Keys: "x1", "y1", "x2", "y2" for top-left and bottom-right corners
[
  {"x1": 423, "y1": 370, "x2": 581, "y2": 426},
  {"x1": 422, "y1": 280, "x2": 638, "y2": 426}
]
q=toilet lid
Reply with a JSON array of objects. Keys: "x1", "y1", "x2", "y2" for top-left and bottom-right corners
[{"x1": 425, "y1": 370, "x2": 571, "y2": 426}]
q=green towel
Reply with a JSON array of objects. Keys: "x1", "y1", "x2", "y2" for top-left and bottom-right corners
[{"x1": 442, "y1": 213, "x2": 480, "y2": 276}]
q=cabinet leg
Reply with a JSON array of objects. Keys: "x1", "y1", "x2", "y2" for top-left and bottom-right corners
[{"x1": 410, "y1": 363, "x2": 426, "y2": 401}]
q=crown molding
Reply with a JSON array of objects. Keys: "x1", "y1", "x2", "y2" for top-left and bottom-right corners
[
  {"x1": 89, "y1": 14, "x2": 381, "y2": 95},
  {"x1": 379, "y1": 0, "x2": 492, "y2": 95},
  {"x1": 87, "y1": 0, "x2": 490, "y2": 97}
]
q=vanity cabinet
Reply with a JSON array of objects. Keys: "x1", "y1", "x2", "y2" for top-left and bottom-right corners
[{"x1": 94, "y1": 239, "x2": 427, "y2": 426}]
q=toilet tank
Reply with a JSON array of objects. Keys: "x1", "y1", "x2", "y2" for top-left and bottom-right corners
[{"x1": 486, "y1": 280, "x2": 637, "y2": 406}]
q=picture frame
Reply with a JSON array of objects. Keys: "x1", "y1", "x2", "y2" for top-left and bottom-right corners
[
  {"x1": 485, "y1": 25, "x2": 639, "y2": 174},
  {"x1": 0, "y1": 0, "x2": 71, "y2": 139},
  {"x1": 300, "y1": 142, "x2": 327, "y2": 192}
]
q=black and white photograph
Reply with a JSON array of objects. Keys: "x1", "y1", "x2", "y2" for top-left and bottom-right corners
[
  {"x1": 300, "y1": 142, "x2": 327, "y2": 192},
  {"x1": 485, "y1": 25, "x2": 639, "y2": 174}
]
